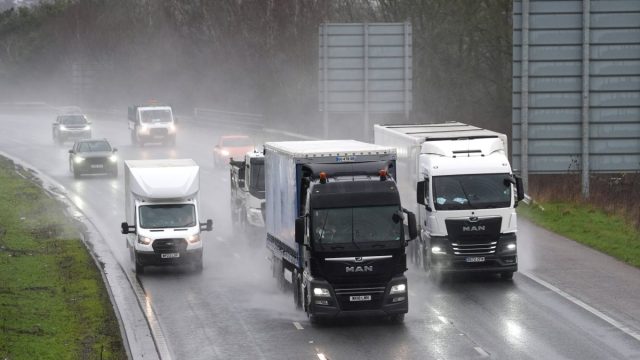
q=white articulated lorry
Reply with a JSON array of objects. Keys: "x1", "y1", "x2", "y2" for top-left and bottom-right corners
[
  {"x1": 374, "y1": 122, "x2": 524, "y2": 280},
  {"x1": 120, "y1": 159, "x2": 213, "y2": 274},
  {"x1": 229, "y1": 151, "x2": 265, "y2": 231},
  {"x1": 265, "y1": 140, "x2": 417, "y2": 323}
]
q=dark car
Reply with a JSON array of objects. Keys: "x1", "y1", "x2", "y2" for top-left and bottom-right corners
[
  {"x1": 68, "y1": 139, "x2": 118, "y2": 178},
  {"x1": 53, "y1": 114, "x2": 92, "y2": 144}
]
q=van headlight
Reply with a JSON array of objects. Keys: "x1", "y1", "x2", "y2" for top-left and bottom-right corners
[
  {"x1": 187, "y1": 234, "x2": 200, "y2": 243},
  {"x1": 313, "y1": 287, "x2": 331, "y2": 297},
  {"x1": 390, "y1": 283, "x2": 406, "y2": 294},
  {"x1": 137, "y1": 235, "x2": 152, "y2": 245},
  {"x1": 138, "y1": 125, "x2": 149, "y2": 134},
  {"x1": 82, "y1": 125, "x2": 90, "y2": 131}
]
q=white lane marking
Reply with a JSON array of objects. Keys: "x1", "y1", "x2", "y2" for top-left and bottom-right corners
[
  {"x1": 438, "y1": 315, "x2": 448, "y2": 324},
  {"x1": 293, "y1": 321, "x2": 304, "y2": 330},
  {"x1": 317, "y1": 353, "x2": 328, "y2": 360},
  {"x1": 474, "y1": 346, "x2": 490, "y2": 357},
  {"x1": 523, "y1": 271, "x2": 640, "y2": 343}
]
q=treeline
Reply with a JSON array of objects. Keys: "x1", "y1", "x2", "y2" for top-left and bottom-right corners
[{"x1": 0, "y1": 0, "x2": 512, "y2": 134}]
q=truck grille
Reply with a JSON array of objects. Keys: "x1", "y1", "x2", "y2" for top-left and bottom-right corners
[
  {"x1": 152, "y1": 238, "x2": 187, "y2": 253},
  {"x1": 334, "y1": 283, "x2": 386, "y2": 310},
  {"x1": 445, "y1": 217, "x2": 501, "y2": 256}
]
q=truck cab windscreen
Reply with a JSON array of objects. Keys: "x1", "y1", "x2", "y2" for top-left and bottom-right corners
[
  {"x1": 139, "y1": 204, "x2": 196, "y2": 229},
  {"x1": 250, "y1": 163, "x2": 265, "y2": 192},
  {"x1": 140, "y1": 110, "x2": 172, "y2": 124},
  {"x1": 312, "y1": 206, "x2": 402, "y2": 246},
  {"x1": 433, "y1": 174, "x2": 511, "y2": 210}
]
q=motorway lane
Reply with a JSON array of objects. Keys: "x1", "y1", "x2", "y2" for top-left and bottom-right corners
[{"x1": 1, "y1": 112, "x2": 639, "y2": 359}]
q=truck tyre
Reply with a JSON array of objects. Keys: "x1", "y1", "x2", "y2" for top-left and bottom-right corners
[
  {"x1": 500, "y1": 271, "x2": 514, "y2": 280},
  {"x1": 389, "y1": 314, "x2": 405, "y2": 324},
  {"x1": 293, "y1": 271, "x2": 302, "y2": 309},
  {"x1": 130, "y1": 130, "x2": 137, "y2": 146}
]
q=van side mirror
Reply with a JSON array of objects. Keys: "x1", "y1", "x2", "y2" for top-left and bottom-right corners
[
  {"x1": 68, "y1": 149, "x2": 74, "y2": 154},
  {"x1": 417, "y1": 181, "x2": 426, "y2": 205},
  {"x1": 121, "y1": 222, "x2": 136, "y2": 234},
  {"x1": 402, "y1": 209, "x2": 418, "y2": 241},
  {"x1": 295, "y1": 217, "x2": 305, "y2": 245},
  {"x1": 113, "y1": 148, "x2": 118, "y2": 152},
  {"x1": 515, "y1": 175, "x2": 525, "y2": 202},
  {"x1": 200, "y1": 219, "x2": 213, "y2": 232}
]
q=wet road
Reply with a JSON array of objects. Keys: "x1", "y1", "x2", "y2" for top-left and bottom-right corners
[{"x1": 1, "y1": 112, "x2": 639, "y2": 360}]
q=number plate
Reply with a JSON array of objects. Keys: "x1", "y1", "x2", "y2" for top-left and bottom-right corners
[
  {"x1": 90, "y1": 164, "x2": 103, "y2": 169},
  {"x1": 465, "y1": 256, "x2": 485, "y2": 263},
  {"x1": 349, "y1": 295, "x2": 371, "y2": 302},
  {"x1": 161, "y1": 253, "x2": 180, "y2": 259}
]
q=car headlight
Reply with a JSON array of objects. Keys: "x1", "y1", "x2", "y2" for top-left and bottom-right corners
[
  {"x1": 168, "y1": 124, "x2": 176, "y2": 133},
  {"x1": 313, "y1": 287, "x2": 331, "y2": 297},
  {"x1": 59, "y1": 125, "x2": 67, "y2": 130},
  {"x1": 137, "y1": 235, "x2": 152, "y2": 245},
  {"x1": 390, "y1": 283, "x2": 407, "y2": 294},
  {"x1": 187, "y1": 234, "x2": 200, "y2": 243},
  {"x1": 109, "y1": 155, "x2": 118, "y2": 162},
  {"x1": 431, "y1": 246, "x2": 447, "y2": 255},
  {"x1": 220, "y1": 149, "x2": 230, "y2": 156},
  {"x1": 74, "y1": 156, "x2": 85, "y2": 163},
  {"x1": 82, "y1": 125, "x2": 90, "y2": 131}
]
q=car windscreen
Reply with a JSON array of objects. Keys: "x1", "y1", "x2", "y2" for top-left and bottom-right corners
[
  {"x1": 222, "y1": 137, "x2": 251, "y2": 147},
  {"x1": 312, "y1": 205, "x2": 402, "y2": 245},
  {"x1": 140, "y1": 109, "x2": 172, "y2": 123},
  {"x1": 61, "y1": 115, "x2": 87, "y2": 125},
  {"x1": 77, "y1": 141, "x2": 111, "y2": 152},
  {"x1": 432, "y1": 173, "x2": 512, "y2": 210},
  {"x1": 138, "y1": 204, "x2": 196, "y2": 229}
]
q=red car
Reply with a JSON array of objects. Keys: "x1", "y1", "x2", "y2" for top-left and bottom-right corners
[{"x1": 213, "y1": 135, "x2": 254, "y2": 168}]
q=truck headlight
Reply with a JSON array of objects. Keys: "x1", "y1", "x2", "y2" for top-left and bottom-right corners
[
  {"x1": 505, "y1": 243, "x2": 516, "y2": 251},
  {"x1": 109, "y1": 155, "x2": 118, "y2": 162},
  {"x1": 221, "y1": 149, "x2": 230, "y2": 156},
  {"x1": 390, "y1": 283, "x2": 406, "y2": 294},
  {"x1": 74, "y1": 156, "x2": 85, "y2": 163},
  {"x1": 168, "y1": 124, "x2": 176, "y2": 133},
  {"x1": 431, "y1": 246, "x2": 447, "y2": 255},
  {"x1": 138, "y1": 125, "x2": 149, "y2": 134},
  {"x1": 187, "y1": 234, "x2": 200, "y2": 243},
  {"x1": 313, "y1": 287, "x2": 331, "y2": 297},
  {"x1": 137, "y1": 235, "x2": 152, "y2": 245}
]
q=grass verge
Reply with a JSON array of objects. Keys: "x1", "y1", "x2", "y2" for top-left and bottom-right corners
[
  {"x1": 0, "y1": 156, "x2": 126, "y2": 359},
  {"x1": 518, "y1": 200, "x2": 640, "y2": 268}
]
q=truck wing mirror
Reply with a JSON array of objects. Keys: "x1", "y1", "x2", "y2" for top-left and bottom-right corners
[
  {"x1": 515, "y1": 175, "x2": 525, "y2": 202},
  {"x1": 200, "y1": 219, "x2": 213, "y2": 232},
  {"x1": 402, "y1": 209, "x2": 418, "y2": 241},
  {"x1": 238, "y1": 179, "x2": 245, "y2": 188},
  {"x1": 295, "y1": 217, "x2": 305, "y2": 245},
  {"x1": 416, "y1": 181, "x2": 426, "y2": 205},
  {"x1": 113, "y1": 148, "x2": 118, "y2": 152},
  {"x1": 121, "y1": 222, "x2": 136, "y2": 234}
]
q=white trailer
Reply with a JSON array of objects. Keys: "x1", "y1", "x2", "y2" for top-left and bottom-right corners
[
  {"x1": 121, "y1": 159, "x2": 212, "y2": 273},
  {"x1": 374, "y1": 122, "x2": 524, "y2": 280}
]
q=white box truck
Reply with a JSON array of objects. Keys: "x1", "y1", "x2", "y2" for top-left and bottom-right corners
[
  {"x1": 374, "y1": 123, "x2": 524, "y2": 280},
  {"x1": 120, "y1": 159, "x2": 213, "y2": 274},
  {"x1": 265, "y1": 140, "x2": 417, "y2": 323}
]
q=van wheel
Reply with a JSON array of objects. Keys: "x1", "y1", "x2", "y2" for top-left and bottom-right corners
[
  {"x1": 500, "y1": 271, "x2": 514, "y2": 280},
  {"x1": 134, "y1": 253, "x2": 144, "y2": 274},
  {"x1": 193, "y1": 257, "x2": 203, "y2": 273}
]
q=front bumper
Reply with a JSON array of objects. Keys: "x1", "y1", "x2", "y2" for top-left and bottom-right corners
[
  {"x1": 308, "y1": 276, "x2": 408, "y2": 319},
  {"x1": 60, "y1": 130, "x2": 91, "y2": 140},
  {"x1": 429, "y1": 234, "x2": 518, "y2": 273},
  {"x1": 75, "y1": 161, "x2": 117, "y2": 174},
  {"x1": 136, "y1": 248, "x2": 202, "y2": 266}
]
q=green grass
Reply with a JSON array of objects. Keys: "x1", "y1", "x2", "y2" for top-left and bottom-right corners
[
  {"x1": 0, "y1": 157, "x2": 126, "y2": 360},
  {"x1": 518, "y1": 200, "x2": 640, "y2": 268}
]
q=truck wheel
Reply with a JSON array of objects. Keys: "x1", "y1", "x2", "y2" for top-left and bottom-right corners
[
  {"x1": 389, "y1": 314, "x2": 405, "y2": 324},
  {"x1": 130, "y1": 130, "x2": 137, "y2": 145},
  {"x1": 293, "y1": 272, "x2": 302, "y2": 309},
  {"x1": 500, "y1": 271, "x2": 514, "y2": 280}
]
